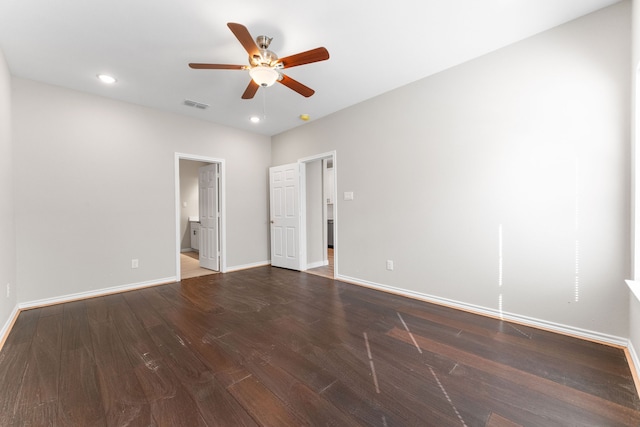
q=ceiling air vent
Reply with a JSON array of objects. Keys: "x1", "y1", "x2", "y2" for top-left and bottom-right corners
[{"x1": 183, "y1": 99, "x2": 209, "y2": 110}]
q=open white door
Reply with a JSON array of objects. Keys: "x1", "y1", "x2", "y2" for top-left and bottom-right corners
[
  {"x1": 270, "y1": 163, "x2": 303, "y2": 270},
  {"x1": 199, "y1": 163, "x2": 220, "y2": 271}
]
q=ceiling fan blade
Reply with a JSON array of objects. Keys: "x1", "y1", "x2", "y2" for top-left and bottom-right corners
[
  {"x1": 242, "y1": 80, "x2": 260, "y2": 99},
  {"x1": 189, "y1": 63, "x2": 245, "y2": 70},
  {"x1": 227, "y1": 22, "x2": 260, "y2": 58},
  {"x1": 279, "y1": 47, "x2": 329, "y2": 69},
  {"x1": 278, "y1": 74, "x2": 315, "y2": 97}
]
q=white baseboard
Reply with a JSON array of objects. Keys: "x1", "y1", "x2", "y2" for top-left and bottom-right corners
[
  {"x1": 0, "y1": 304, "x2": 19, "y2": 350},
  {"x1": 18, "y1": 276, "x2": 177, "y2": 311},
  {"x1": 306, "y1": 260, "x2": 328, "y2": 269},
  {"x1": 226, "y1": 260, "x2": 270, "y2": 273},
  {"x1": 7, "y1": 268, "x2": 631, "y2": 350},
  {"x1": 628, "y1": 339, "x2": 640, "y2": 388},
  {"x1": 336, "y1": 274, "x2": 628, "y2": 347}
]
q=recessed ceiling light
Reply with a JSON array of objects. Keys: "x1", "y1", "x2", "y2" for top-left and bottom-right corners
[
  {"x1": 250, "y1": 116, "x2": 260, "y2": 123},
  {"x1": 97, "y1": 74, "x2": 117, "y2": 84}
]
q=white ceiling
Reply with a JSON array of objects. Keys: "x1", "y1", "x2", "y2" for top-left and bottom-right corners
[{"x1": 0, "y1": 0, "x2": 621, "y2": 136}]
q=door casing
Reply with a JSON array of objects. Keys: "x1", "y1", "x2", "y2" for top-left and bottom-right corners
[
  {"x1": 174, "y1": 153, "x2": 226, "y2": 279},
  {"x1": 299, "y1": 151, "x2": 337, "y2": 277}
]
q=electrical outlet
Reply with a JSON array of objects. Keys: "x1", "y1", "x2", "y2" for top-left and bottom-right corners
[
  {"x1": 6, "y1": 283, "x2": 10, "y2": 298},
  {"x1": 386, "y1": 260, "x2": 394, "y2": 271},
  {"x1": 131, "y1": 259, "x2": 139, "y2": 269}
]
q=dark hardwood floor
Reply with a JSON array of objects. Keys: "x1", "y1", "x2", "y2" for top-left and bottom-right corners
[{"x1": 1, "y1": 266, "x2": 639, "y2": 426}]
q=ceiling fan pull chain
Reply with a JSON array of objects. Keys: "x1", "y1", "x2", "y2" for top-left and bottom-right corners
[{"x1": 262, "y1": 88, "x2": 268, "y2": 120}]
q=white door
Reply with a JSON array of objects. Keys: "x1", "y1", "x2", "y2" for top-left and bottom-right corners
[
  {"x1": 199, "y1": 163, "x2": 220, "y2": 271},
  {"x1": 270, "y1": 163, "x2": 303, "y2": 270}
]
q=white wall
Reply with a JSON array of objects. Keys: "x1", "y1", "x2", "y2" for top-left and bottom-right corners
[
  {"x1": 0, "y1": 48, "x2": 17, "y2": 335},
  {"x1": 273, "y1": 2, "x2": 631, "y2": 341},
  {"x1": 629, "y1": 0, "x2": 640, "y2": 361},
  {"x1": 178, "y1": 159, "x2": 207, "y2": 251},
  {"x1": 12, "y1": 78, "x2": 271, "y2": 304}
]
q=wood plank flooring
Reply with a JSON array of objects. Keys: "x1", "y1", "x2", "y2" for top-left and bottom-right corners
[{"x1": 1, "y1": 266, "x2": 639, "y2": 426}]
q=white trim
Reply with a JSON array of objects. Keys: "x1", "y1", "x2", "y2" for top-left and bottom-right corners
[
  {"x1": 299, "y1": 162, "x2": 308, "y2": 271},
  {"x1": 175, "y1": 153, "x2": 227, "y2": 280},
  {"x1": 337, "y1": 273, "x2": 628, "y2": 347},
  {"x1": 298, "y1": 150, "x2": 337, "y2": 279},
  {"x1": 298, "y1": 151, "x2": 337, "y2": 164},
  {"x1": 629, "y1": 339, "x2": 640, "y2": 377},
  {"x1": 627, "y1": 280, "x2": 640, "y2": 394},
  {"x1": 18, "y1": 277, "x2": 176, "y2": 311},
  {"x1": 0, "y1": 304, "x2": 19, "y2": 346},
  {"x1": 628, "y1": 339, "x2": 640, "y2": 395},
  {"x1": 306, "y1": 260, "x2": 328, "y2": 269},
  {"x1": 322, "y1": 160, "x2": 329, "y2": 263},
  {"x1": 627, "y1": 279, "x2": 640, "y2": 303},
  {"x1": 226, "y1": 261, "x2": 271, "y2": 272},
  {"x1": 633, "y1": 94, "x2": 636, "y2": 279}
]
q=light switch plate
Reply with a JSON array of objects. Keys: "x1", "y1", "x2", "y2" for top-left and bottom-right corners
[{"x1": 344, "y1": 191, "x2": 354, "y2": 201}]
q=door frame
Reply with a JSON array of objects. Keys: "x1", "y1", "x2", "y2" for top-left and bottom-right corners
[
  {"x1": 174, "y1": 153, "x2": 227, "y2": 278},
  {"x1": 299, "y1": 150, "x2": 337, "y2": 278}
]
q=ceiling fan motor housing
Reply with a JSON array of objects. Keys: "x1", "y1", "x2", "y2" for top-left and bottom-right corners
[
  {"x1": 250, "y1": 36, "x2": 278, "y2": 67},
  {"x1": 256, "y1": 35, "x2": 272, "y2": 49}
]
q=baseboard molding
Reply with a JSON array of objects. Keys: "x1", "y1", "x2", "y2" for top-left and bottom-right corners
[
  {"x1": 3, "y1": 268, "x2": 632, "y2": 365},
  {"x1": 18, "y1": 276, "x2": 177, "y2": 311},
  {"x1": 627, "y1": 340, "x2": 640, "y2": 395},
  {"x1": 306, "y1": 260, "x2": 328, "y2": 269},
  {"x1": 0, "y1": 304, "x2": 20, "y2": 352},
  {"x1": 14, "y1": 261, "x2": 272, "y2": 311},
  {"x1": 336, "y1": 273, "x2": 628, "y2": 348},
  {"x1": 226, "y1": 261, "x2": 270, "y2": 273}
]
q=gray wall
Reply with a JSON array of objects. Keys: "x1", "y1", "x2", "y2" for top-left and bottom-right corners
[
  {"x1": 629, "y1": 0, "x2": 640, "y2": 363},
  {"x1": 0, "y1": 48, "x2": 16, "y2": 333},
  {"x1": 12, "y1": 78, "x2": 271, "y2": 304},
  {"x1": 272, "y1": 2, "x2": 631, "y2": 340}
]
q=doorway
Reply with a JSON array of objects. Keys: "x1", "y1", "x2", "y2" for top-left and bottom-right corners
[
  {"x1": 301, "y1": 152, "x2": 337, "y2": 279},
  {"x1": 174, "y1": 153, "x2": 226, "y2": 280}
]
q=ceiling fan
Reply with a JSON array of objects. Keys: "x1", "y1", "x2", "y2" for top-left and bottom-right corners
[{"x1": 189, "y1": 23, "x2": 330, "y2": 99}]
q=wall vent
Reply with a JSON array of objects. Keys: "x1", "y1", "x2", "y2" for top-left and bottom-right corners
[{"x1": 184, "y1": 99, "x2": 210, "y2": 110}]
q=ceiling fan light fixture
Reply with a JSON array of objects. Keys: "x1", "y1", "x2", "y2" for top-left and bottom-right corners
[{"x1": 249, "y1": 66, "x2": 278, "y2": 87}]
